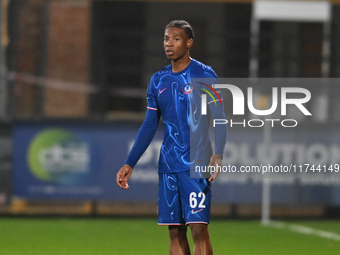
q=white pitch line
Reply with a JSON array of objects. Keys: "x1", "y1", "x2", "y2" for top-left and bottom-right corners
[{"x1": 266, "y1": 221, "x2": 340, "y2": 241}]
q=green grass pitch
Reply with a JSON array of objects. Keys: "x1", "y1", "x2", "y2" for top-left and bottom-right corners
[{"x1": 1, "y1": 218, "x2": 340, "y2": 254}]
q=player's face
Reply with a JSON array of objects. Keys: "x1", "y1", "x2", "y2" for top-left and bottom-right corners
[{"x1": 164, "y1": 27, "x2": 192, "y2": 62}]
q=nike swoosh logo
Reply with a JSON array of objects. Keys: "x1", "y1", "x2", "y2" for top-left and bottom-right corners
[
  {"x1": 191, "y1": 209, "x2": 203, "y2": 215},
  {"x1": 158, "y1": 88, "x2": 167, "y2": 94}
]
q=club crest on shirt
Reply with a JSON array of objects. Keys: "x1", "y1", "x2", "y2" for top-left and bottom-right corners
[{"x1": 182, "y1": 83, "x2": 193, "y2": 94}]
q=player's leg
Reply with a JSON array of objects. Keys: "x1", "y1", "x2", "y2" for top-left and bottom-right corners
[
  {"x1": 177, "y1": 171, "x2": 213, "y2": 255},
  {"x1": 188, "y1": 223, "x2": 213, "y2": 255},
  {"x1": 158, "y1": 173, "x2": 190, "y2": 254},
  {"x1": 169, "y1": 225, "x2": 191, "y2": 255}
]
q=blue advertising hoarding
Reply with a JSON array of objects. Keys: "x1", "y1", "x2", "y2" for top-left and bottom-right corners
[
  {"x1": 13, "y1": 120, "x2": 340, "y2": 205},
  {"x1": 13, "y1": 120, "x2": 160, "y2": 201}
]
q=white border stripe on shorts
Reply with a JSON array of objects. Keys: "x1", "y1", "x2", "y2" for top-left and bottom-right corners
[
  {"x1": 158, "y1": 223, "x2": 184, "y2": 226},
  {"x1": 185, "y1": 221, "x2": 209, "y2": 225}
]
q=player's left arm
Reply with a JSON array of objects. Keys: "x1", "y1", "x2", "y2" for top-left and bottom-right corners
[
  {"x1": 208, "y1": 154, "x2": 222, "y2": 182},
  {"x1": 207, "y1": 87, "x2": 227, "y2": 182}
]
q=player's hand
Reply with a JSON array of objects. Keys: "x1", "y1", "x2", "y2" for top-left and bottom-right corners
[
  {"x1": 117, "y1": 164, "x2": 133, "y2": 189},
  {"x1": 208, "y1": 154, "x2": 222, "y2": 182}
]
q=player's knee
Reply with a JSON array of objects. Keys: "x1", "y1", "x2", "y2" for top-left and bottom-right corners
[
  {"x1": 189, "y1": 223, "x2": 209, "y2": 242},
  {"x1": 169, "y1": 225, "x2": 187, "y2": 241}
]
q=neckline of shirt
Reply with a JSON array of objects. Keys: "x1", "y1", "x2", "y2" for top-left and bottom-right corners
[{"x1": 170, "y1": 59, "x2": 194, "y2": 75}]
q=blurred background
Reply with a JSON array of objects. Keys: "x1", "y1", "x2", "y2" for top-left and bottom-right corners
[
  {"x1": 1, "y1": 0, "x2": 340, "y2": 237},
  {"x1": 2, "y1": 1, "x2": 340, "y2": 254}
]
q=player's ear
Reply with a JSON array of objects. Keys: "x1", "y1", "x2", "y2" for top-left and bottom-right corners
[{"x1": 186, "y1": 38, "x2": 193, "y2": 49}]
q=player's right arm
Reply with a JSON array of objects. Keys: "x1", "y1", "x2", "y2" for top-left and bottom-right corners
[
  {"x1": 117, "y1": 164, "x2": 133, "y2": 189},
  {"x1": 116, "y1": 77, "x2": 160, "y2": 189},
  {"x1": 116, "y1": 107, "x2": 160, "y2": 189}
]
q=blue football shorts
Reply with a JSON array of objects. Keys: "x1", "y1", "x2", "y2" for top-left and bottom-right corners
[{"x1": 157, "y1": 170, "x2": 212, "y2": 225}]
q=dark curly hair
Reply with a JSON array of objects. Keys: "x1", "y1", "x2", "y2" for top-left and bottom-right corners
[{"x1": 165, "y1": 20, "x2": 194, "y2": 39}]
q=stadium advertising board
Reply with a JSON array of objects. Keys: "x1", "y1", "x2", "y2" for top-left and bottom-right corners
[
  {"x1": 13, "y1": 121, "x2": 161, "y2": 200},
  {"x1": 13, "y1": 120, "x2": 340, "y2": 205}
]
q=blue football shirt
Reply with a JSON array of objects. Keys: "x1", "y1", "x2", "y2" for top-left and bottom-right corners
[
  {"x1": 125, "y1": 59, "x2": 227, "y2": 174},
  {"x1": 143, "y1": 59, "x2": 226, "y2": 173}
]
